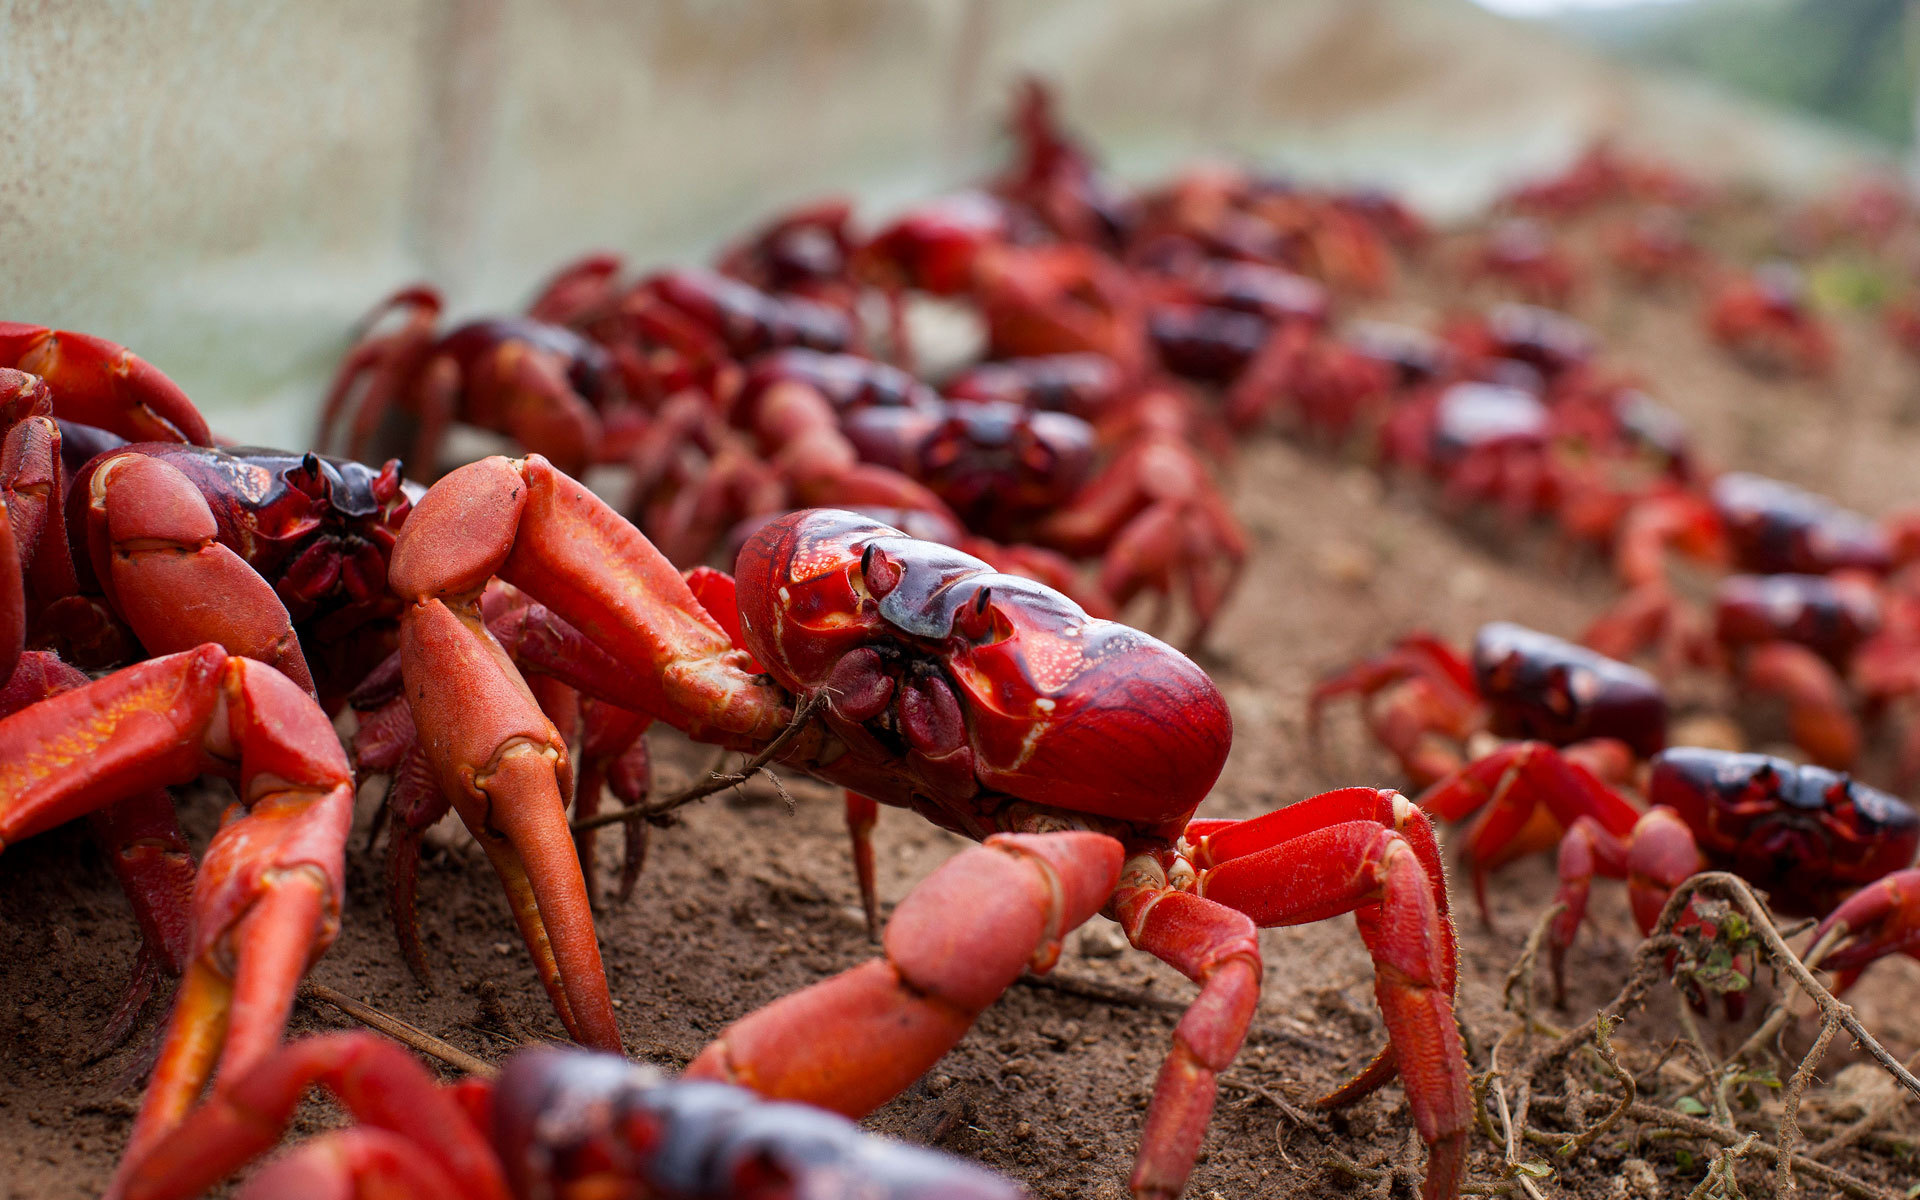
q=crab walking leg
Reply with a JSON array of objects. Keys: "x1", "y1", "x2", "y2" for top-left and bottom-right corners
[
  {"x1": 1108, "y1": 877, "x2": 1261, "y2": 1200},
  {"x1": 1189, "y1": 791, "x2": 1470, "y2": 1200},
  {"x1": 574, "y1": 697, "x2": 653, "y2": 903},
  {"x1": 117, "y1": 1032, "x2": 507, "y2": 1200},
  {"x1": 683, "y1": 832, "x2": 1122, "y2": 1116},
  {"x1": 0, "y1": 646, "x2": 352, "y2": 1179},
  {"x1": 318, "y1": 286, "x2": 441, "y2": 458},
  {"x1": 83, "y1": 451, "x2": 316, "y2": 695},
  {"x1": 1548, "y1": 809, "x2": 1704, "y2": 999},
  {"x1": 0, "y1": 495, "x2": 21, "y2": 691},
  {"x1": 1738, "y1": 641, "x2": 1861, "y2": 769},
  {"x1": 1187, "y1": 788, "x2": 1456, "y2": 1110},
  {"x1": 1417, "y1": 741, "x2": 1642, "y2": 922},
  {"x1": 234, "y1": 1131, "x2": 463, "y2": 1200},
  {"x1": 1, "y1": 652, "x2": 196, "y2": 1045}
]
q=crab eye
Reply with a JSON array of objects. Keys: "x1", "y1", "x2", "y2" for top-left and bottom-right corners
[
  {"x1": 954, "y1": 587, "x2": 1012, "y2": 644},
  {"x1": 860, "y1": 544, "x2": 903, "y2": 598}
]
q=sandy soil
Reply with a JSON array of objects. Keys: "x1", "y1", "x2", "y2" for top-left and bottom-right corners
[{"x1": 7, "y1": 226, "x2": 1920, "y2": 1199}]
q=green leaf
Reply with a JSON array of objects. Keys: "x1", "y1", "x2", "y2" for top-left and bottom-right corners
[
  {"x1": 1514, "y1": 1160, "x2": 1554, "y2": 1180},
  {"x1": 1676, "y1": 1095, "x2": 1710, "y2": 1116}
]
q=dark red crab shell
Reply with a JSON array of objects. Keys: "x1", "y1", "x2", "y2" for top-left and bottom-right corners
[
  {"x1": 1650, "y1": 747, "x2": 1919, "y2": 911},
  {"x1": 734, "y1": 509, "x2": 1231, "y2": 834},
  {"x1": 1472, "y1": 622, "x2": 1667, "y2": 757}
]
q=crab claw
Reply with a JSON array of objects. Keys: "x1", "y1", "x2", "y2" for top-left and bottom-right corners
[
  {"x1": 1812, "y1": 868, "x2": 1920, "y2": 992},
  {"x1": 0, "y1": 646, "x2": 351, "y2": 1185},
  {"x1": 114, "y1": 1032, "x2": 506, "y2": 1200},
  {"x1": 387, "y1": 455, "x2": 795, "y2": 1049},
  {"x1": 0, "y1": 322, "x2": 210, "y2": 444}
]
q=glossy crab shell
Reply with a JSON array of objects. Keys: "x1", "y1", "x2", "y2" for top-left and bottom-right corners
[
  {"x1": 1711, "y1": 473, "x2": 1891, "y2": 576},
  {"x1": 1472, "y1": 622, "x2": 1667, "y2": 757},
  {"x1": 840, "y1": 401, "x2": 1096, "y2": 533},
  {"x1": 734, "y1": 509, "x2": 1231, "y2": 838},
  {"x1": 1650, "y1": 747, "x2": 1919, "y2": 910},
  {"x1": 1714, "y1": 573, "x2": 1881, "y2": 666}
]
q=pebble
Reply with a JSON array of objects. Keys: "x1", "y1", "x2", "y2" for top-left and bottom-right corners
[
  {"x1": 1317, "y1": 541, "x2": 1376, "y2": 587},
  {"x1": 1077, "y1": 922, "x2": 1128, "y2": 959},
  {"x1": 1605, "y1": 1158, "x2": 1660, "y2": 1200},
  {"x1": 1448, "y1": 565, "x2": 1488, "y2": 602},
  {"x1": 1670, "y1": 713, "x2": 1745, "y2": 753},
  {"x1": 1828, "y1": 1060, "x2": 1900, "y2": 1119}
]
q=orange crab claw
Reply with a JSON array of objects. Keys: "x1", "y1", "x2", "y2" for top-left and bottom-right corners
[
  {"x1": 386, "y1": 454, "x2": 796, "y2": 1049},
  {"x1": 115, "y1": 1032, "x2": 507, "y2": 1200},
  {"x1": 79, "y1": 449, "x2": 316, "y2": 695},
  {"x1": 0, "y1": 647, "x2": 351, "y2": 1183},
  {"x1": 0, "y1": 323, "x2": 210, "y2": 445},
  {"x1": 1812, "y1": 868, "x2": 1920, "y2": 993}
]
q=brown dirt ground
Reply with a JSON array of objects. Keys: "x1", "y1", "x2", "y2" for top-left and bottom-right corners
[{"x1": 8, "y1": 212, "x2": 1920, "y2": 1199}]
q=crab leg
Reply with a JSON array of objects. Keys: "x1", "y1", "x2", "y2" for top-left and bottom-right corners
[
  {"x1": 0, "y1": 646, "x2": 351, "y2": 1179},
  {"x1": 318, "y1": 286, "x2": 441, "y2": 459},
  {"x1": 0, "y1": 491, "x2": 20, "y2": 685},
  {"x1": 1107, "y1": 875, "x2": 1261, "y2": 1199},
  {"x1": 115, "y1": 1032, "x2": 506, "y2": 1200},
  {"x1": 683, "y1": 832, "x2": 1121, "y2": 1117},
  {"x1": 387, "y1": 455, "x2": 793, "y2": 1049},
  {"x1": 575, "y1": 697, "x2": 653, "y2": 903},
  {"x1": 1417, "y1": 741, "x2": 1642, "y2": 921},
  {"x1": 1549, "y1": 808, "x2": 1704, "y2": 1000},
  {"x1": 0, "y1": 322, "x2": 210, "y2": 445},
  {"x1": 1737, "y1": 641, "x2": 1861, "y2": 768},
  {"x1": 1183, "y1": 787, "x2": 1469, "y2": 1200},
  {"x1": 1, "y1": 652, "x2": 196, "y2": 1045}
]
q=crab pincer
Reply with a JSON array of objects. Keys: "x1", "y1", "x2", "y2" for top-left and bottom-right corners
[
  {"x1": 387, "y1": 454, "x2": 794, "y2": 1050},
  {"x1": 0, "y1": 646, "x2": 351, "y2": 1188}
]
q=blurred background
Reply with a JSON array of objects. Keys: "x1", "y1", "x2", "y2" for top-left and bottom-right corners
[{"x1": 0, "y1": 0, "x2": 1908, "y2": 443}]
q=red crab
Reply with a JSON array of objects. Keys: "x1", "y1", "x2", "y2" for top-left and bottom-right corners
[
  {"x1": 111, "y1": 1032, "x2": 1021, "y2": 1200},
  {"x1": 1445, "y1": 303, "x2": 1597, "y2": 393},
  {"x1": 1464, "y1": 219, "x2": 1583, "y2": 308},
  {"x1": 1379, "y1": 381, "x2": 1564, "y2": 523},
  {"x1": 728, "y1": 352, "x2": 1244, "y2": 645},
  {"x1": 1585, "y1": 472, "x2": 1917, "y2": 674},
  {"x1": 992, "y1": 77, "x2": 1137, "y2": 251},
  {"x1": 5, "y1": 361, "x2": 414, "y2": 710},
  {"x1": 380, "y1": 461, "x2": 1471, "y2": 1199},
  {"x1": 1312, "y1": 622, "x2": 1668, "y2": 789},
  {"x1": 1709, "y1": 572, "x2": 1883, "y2": 768},
  {"x1": 1500, "y1": 747, "x2": 1918, "y2": 1000},
  {"x1": 318, "y1": 287, "x2": 645, "y2": 479},
  {"x1": 1604, "y1": 207, "x2": 1708, "y2": 288},
  {"x1": 1705, "y1": 264, "x2": 1834, "y2": 378}
]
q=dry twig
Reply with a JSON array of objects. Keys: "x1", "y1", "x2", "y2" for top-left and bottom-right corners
[
  {"x1": 300, "y1": 981, "x2": 497, "y2": 1078},
  {"x1": 572, "y1": 695, "x2": 819, "y2": 833}
]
